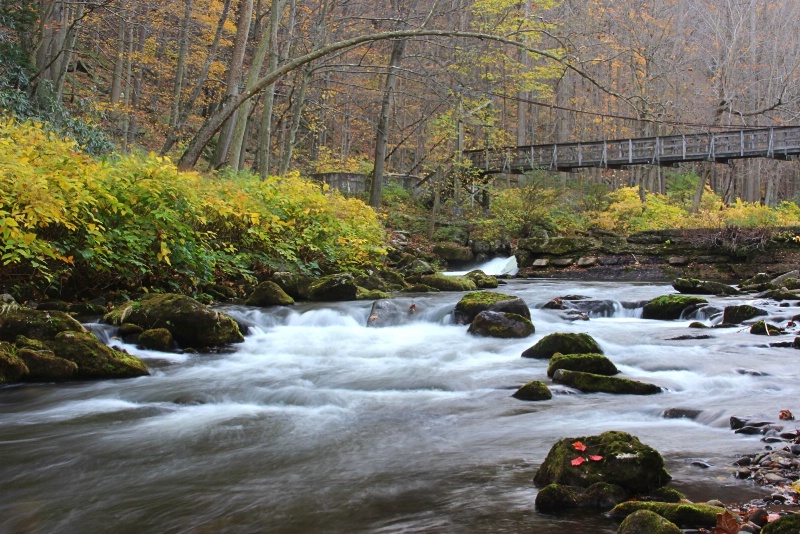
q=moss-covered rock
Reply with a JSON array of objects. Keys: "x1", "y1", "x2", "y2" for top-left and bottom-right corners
[
  {"x1": 512, "y1": 380, "x2": 552, "y2": 401},
  {"x1": 433, "y1": 242, "x2": 473, "y2": 262},
  {"x1": 517, "y1": 236, "x2": 599, "y2": 255},
  {"x1": 553, "y1": 369, "x2": 662, "y2": 395},
  {"x1": 522, "y1": 332, "x2": 603, "y2": 359},
  {"x1": 547, "y1": 353, "x2": 619, "y2": 378},
  {"x1": 722, "y1": 304, "x2": 768, "y2": 324},
  {"x1": 103, "y1": 293, "x2": 243, "y2": 349},
  {"x1": 0, "y1": 308, "x2": 86, "y2": 343},
  {"x1": 583, "y1": 482, "x2": 629, "y2": 510},
  {"x1": 0, "y1": 341, "x2": 28, "y2": 383},
  {"x1": 609, "y1": 501, "x2": 724, "y2": 529},
  {"x1": 375, "y1": 269, "x2": 409, "y2": 291},
  {"x1": 642, "y1": 295, "x2": 708, "y2": 320},
  {"x1": 750, "y1": 320, "x2": 784, "y2": 336},
  {"x1": 17, "y1": 348, "x2": 78, "y2": 381},
  {"x1": 454, "y1": 291, "x2": 531, "y2": 324},
  {"x1": 418, "y1": 274, "x2": 477, "y2": 292},
  {"x1": 308, "y1": 273, "x2": 359, "y2": 301},
  {"x1": 760, "y1": 288, "x2": 800, "y2": 301},
  {"x1": 534, "y1": 484, "x2": 582, "y2": 513},
  {"x1": 138, "y1": 328, "x2": 176, "y2": 352},
  {"x1": 14, "y1": 335, "x2": 48, "y2": 351},
  {"x1": 740, "y1": 272, "x2": 773, "y2": 292},
  {"x1": 271, "y1": 272, "x2": 313, "y2": 300},
  {"x1": 401, "y1": 284, "x2": 439, "y2": 293},
  {"x1": 246, "y1": 281, "x2": 295, "y2": 306},
  {"x1": 118, "y1": 323, "x2": 144, "y2": 343},
  {"x1": 762, "y1": 513, "x2": 800, "y2": 533},
  {"x1": 672, "y1": 278, "x2": 740, "y2": 296},
  {"x1": 356, "y1": 287, "x2": 393, "y2": 301},
  {"x1": 533, "y1": 431, "x2": 671, "y2": 494},
  {"x1": 49, "y1": 331, "x2": 149, "y2": 379},
  {"x1": 403, "y1": 259, "x2": 436, "y2": 277},
  {"x1": 468, "y1": 311, "x2": 534, "y2": 338},
  {"x1": 464, "y1": 270, "x2": 499, "y2": 289},
  {"x1": 617, "y1": 509, "x2": 682, "y2": 534},
  {"x1": 644, "y1": 487, "x2": 686, "y2": 503}
]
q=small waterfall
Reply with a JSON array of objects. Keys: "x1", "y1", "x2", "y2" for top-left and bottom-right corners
[{"x1": 444, "y1": 256, "x2": 519, "y2": 276}]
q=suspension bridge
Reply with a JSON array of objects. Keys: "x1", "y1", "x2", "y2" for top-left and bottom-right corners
[{"x1": 462, "y1": 126, "x2": 800, "y2": 174}]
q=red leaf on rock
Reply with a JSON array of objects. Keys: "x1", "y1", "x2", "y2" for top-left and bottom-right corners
[
  {"x1": 571, "y1": 456, "x2": 586, "y2": 466},
  {"x1": 714, "y1": 510, "x2": 740, "y2": 534},
  {"x1": 589, "y1": 455, "x2": 603, "y2": 462},
  {"x1": 572, "y1": 441, "x2": 587, "y2": 452}
]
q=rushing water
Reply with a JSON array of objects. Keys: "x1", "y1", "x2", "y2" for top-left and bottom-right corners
[{"x1": 2, "y1": 270, "x2": 799, "y2": 533}]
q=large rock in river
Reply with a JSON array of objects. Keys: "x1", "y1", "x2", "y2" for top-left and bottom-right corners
[
  {"x1": 722, "y1": 304, "x2": 768, "y2": 325},
  {"x1": 547, "y1": 353, "x2": 618, "y2": 378},
  {"x1": 672, "y1": 278, "x2": 739, "y2": 296},
  {"x1": 522, "y1": 332, "x2": 602, "y2": 359},
  {"x1": 467, "y1": 311, "x2": 534, "y2": 338},
  {"x1": 307, "y1": 273, "x2": 359, "y2": 301},
  {"x1": 553, "y1": 369, "x2": 662, "y2": 395},
  {"x1": 453, "y1": 291, "x2": 530, "y2": 324},
  {"x1": 419, "y1": 274, "x2": 477, "y2": 292},
  {"x1": 533, "y1": 430, "x2": 671, "y2": 494},
  {"x1": 0, "y1": 308, "x2": 85, "y2": 342},
  {"x1": 617, "y1": 510, "x2": 682, "y2": 534},
  {"x1": 641, "y1": 295, "x2": 707, "y2": 320},
  {"x1": 246, "y1": 281, "x2": 295, "y2": 307},
  {"x1": 104, "y1": 293, "x2": 244, "y2": 349},
  {"x1": 49, "y1": 331, "x2": 149, "y2": 379}
]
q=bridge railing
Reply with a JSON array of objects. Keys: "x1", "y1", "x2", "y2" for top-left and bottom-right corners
[{"x1": 463, "y1": 126, "x2": 800, "y2": 174}]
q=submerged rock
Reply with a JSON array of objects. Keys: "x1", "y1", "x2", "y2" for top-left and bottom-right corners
[
  {"x1": 533, "y1": 430, "x2": 671, "y2": 494},
  {"x1": 467, "y1": 311, "x2": 534, "y2": 338},
  {"x1": 512, "y1": 380, "x2": 552, "y2": 401},
  {"x1": 522, "y1": 332, "x2": 602, "y2": 359},
  {"x1": 642, "y1": 295, "x2": 708, "y2": 320},
  {"x1": 552, "y1": 369, "x2": 662, "y2": 395},
  {"x1": 453, "y1": 291, "x2": 530, "y2": 324},
  {"x1": 547, "y1": 353, "x2": 618, "y2": 378}
]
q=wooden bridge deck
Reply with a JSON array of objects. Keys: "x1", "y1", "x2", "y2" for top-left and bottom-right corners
[{"x1": 463, "y1": 126, "x2": 800, "y2": 174}]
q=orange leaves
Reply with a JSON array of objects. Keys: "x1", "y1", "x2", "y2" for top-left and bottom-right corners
[
  {"x1": 572, "y1": 441, "x2": 587, "y2": 452},
  {"x1": 571, "y1": 441, "x2": 603, "y2": 467},
  {"x1": 571, "y1": 457, "x2": 586, "y2": 466}
]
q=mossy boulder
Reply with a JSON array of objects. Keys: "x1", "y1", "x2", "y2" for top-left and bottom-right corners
[
  {"x1": 0, "y1": 341, "x2": 29, "y2": 383},
  {"x1": 533, "y1": 431, "x2": 671, "y2": 494},
  {"x1": 433, "y1": 242, "x2": 473, "y2": 262},
  {"x1": 517, "y1": 236, "x2": 599, "y2": 255},
  {"x1": 103, "y1": 293, "x2": 244, "y2": 349},
  {"x1": 118, "y1": 323, "x2": 144, "y2": 343},
  {"x1": 547, "y1": 353, "x2": 619, "y2": 378},
  {"x1": 403, "y1": 259, "x2": 436, "y2": 277},
  {"x1": 138, "y1": 328, "x2": 176, "y2": 352},
  {"x1": 672, "y1": 278, "x2": 739, "y2": 296},
  {"x1": 401, "y1": 284, "x2": 439, "y2": 293},
  {"x1": 522, "y1": 332, "x2": 602, "y2": 359},
  {"x1": 609, "y1": 501, "x2": 724, "y2": 529},
  {"x1": 553, "y1": 369, "x2": 662, "y2": 395},
  {"x1": 722, "y1": 304, "x2": 768, "y2": 324},
  {"x1": 468, "y1": 311, "x2": 534, "y2": 338},
  {"x1": 246, "y1": 281, "x2": 295, "y2": 307},
  {"x1": 740, "y1": 272, "x2": 774, "y2": 292},
  {"x1": 356, "y1": 287, "x2": 393, "y2": 301},
  {"x1": 308, "y1": 273, "x2": 359, "y2": 301},
  {"x1": 750, "y1": 320, "x2": 784, "y2": 336},
  {"x1": 17, "y1": 348, "x2": 78, "y2": 381},
  {"x1": 642, "y1": 295, "x2": 708, "y2": 320},
  {"x1": 271, "y1": 272, "x2": 313, "y2": 300},
  {"x1": 49, "y1": 331, "x2": 149, "y2": 379},
  {"x1": 464, "y1": 270, "x2": 499, "y2": 289},
  {"x1": 535, "y1": 484, "x2": 582, "y2": 513},
  {"x1": 418, "y1": 274, "x2": 477, "y2": 292},
  {"x1": 584, "y1": 482, "x2": 630, "y2": 510},
  {"x1": 617, "y1": 509, "x2": 682, "y2": 534},
  {"x1": 15, "y1": 335, "x2": 48, "y2": 351},
  {"x1": 0, "y1": 308, "x2": 86, "y2": 343},
  {"x1": 512, "y1": 380, "x2": 552, "y2": 401},
  {"x1": 762, "y1": 513, "x2": 800, "y2": 533},
  {"x1": 454, "y1": 291, "x2": 530, "y2": 324}
]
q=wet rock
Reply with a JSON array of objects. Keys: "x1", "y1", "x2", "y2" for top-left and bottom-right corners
[
  {"x1": 464, "y1": 270, "x2": 499, "y2": 289},
  {"x1": 583, "y1": 482, "x2": 629, "y2": 510},
  {"x1": 533, "y1": 430, "x2": 671, "y2": 494},
  {"x1": 49, "y1": 331, "x2": 149, "y2": 379},
  {"x1": 552, "y1": 369, "x2": 662, "y2": 395},
  {"x1": 0, "y1": 341, "x2": 29, "y2": 383},
  {"x1": 307, "y1": 273, "x2": 359, "y2": 301},
  {"x1": 609, "y1": 501, "x2": 725, "y2": 529},
  {"x1": 750, "y1": 320, "x2": 784, "y2": 335},
  {"x1": 0, "y1": 308, "x2": 86, "y2": 343},
  {"x1": 453, "y1": 291, "x2": 530, "y2": 324},
  {"x1": 138, "y1": 328, "x2": 176, "y2": 352},
  {"x1": 418, "y1": 274, "x2": 476, "y2": 292},
  {"x1": 355, "y1": 287, "x2": 392, "y2": 301},
  {"x1": 667, "y1": 334, "x2": 712, "y2": 340},
  {"x1": 402, "y1": 259, "x2": 436, "y2": 277},
  {"x1": 522, "y1": 332, "x2": 603, "y2": 359},
  {"x1": 547, "y1": 353, "x2": 618, "y2": 378},
  {"x1": 511, "y1": 380, "x2": 552, "y2": 401},
  {"x1": 642, "y1": 295, "x2": 708, "y2": 320},
  {"x1": 103, "y1": 293, "x2": 243, "y2": 349},
  {"x1": 617, "y1": 509, "x2": 682, "y2": 534},
  {"x1": 672, "y1": 278, "x2": 740, "y2": 296},
  {"x1": 432, "y1": 242, "x2": 473, "y2": 262},
  {"x1": 118, "y1": 323, "x2": 144, "y2": 343},
  {"x1": 762, "y1": 513, "x2": 800, "y2": 533},
  {"x1": 661, "y1": 408, "x2": 701, "y2": 420},
  {"x1": 16, "y1": 348, "x2": 77, "y2": 381},
  {"x1": 271, "y1": 272, "x2": 313, "y2": 300},
  {"x1": 246, "y1": 281, "x2": 295, "y2": 307},
  {"x1": 467, "y1": 311, "x2": 534, "y2": 338},
  {"x1": 723, "y1": 304, "x2": 768, "y2": 325},
  {"x1": 534, "y1": 483, "x2": 581, "y2": 513},
  {"x1": 688, "y1": 321, "x2": 708, "y2": 328}
]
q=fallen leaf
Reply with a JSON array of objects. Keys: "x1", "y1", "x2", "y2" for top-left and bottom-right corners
[
  {"x1": 571, "y1": 456, "x2": 586, "y2": 466},
  {"x1": 572, "y1": 441, "x2": 587, "y2": 452},
  {"x1": 589, "y1": 455, "x2": 603, "y2": 462},
  {"x1": 714, "y1": 509, "x2": 740, "y2": 534}
]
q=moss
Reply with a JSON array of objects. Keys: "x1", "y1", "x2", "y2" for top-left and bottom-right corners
[
  {"x1": 49, "y1": 331, "x2": 149, "y2": 379},
  {"x1": 722, "y1": 304, "x2": 768, "y2": 325},
  {"x1": 533, "y1": 430, "x2": 671, "y2": 494},
  {"x1": 617, "y1": 509, "x2": 682, "y2": 534},
  {"x1": 464, "y1": 270, "x2": 499, "y2": 289},
  {"x1": 750, "y1": 320, "x2": 784, "y2": 336},
  {"x1": 582, "y1": 482, "x2": 629, "y2": 510},
  {"x1": 245, "y1": 281, "x2": 295, "y2": 306},
  {"x1": 356, "y1": 287, "x2": 393, "y2": 300},
  {"x1": 609, "y1": 501, "x2": 724, "y2": 528},
  {"x1": 0, "y1": 308, "x2": 86, "y2": 343},
  {"x1": 308, "y1": 273, "x2": 358, "y2": 301},
  {"x1": 14, "y1": 335, "x2": 48, "y2": 350},
  {"x1": 522, "y1": 332, "x2": 602, "y2": 359},
  {"x1": 467, "y1": 311, "x2": 535, "y2": 338},
  {"x1": 271, "y1": 272, "x2": 313, "y2": 300},
  {"x1": 642, "y1": 295, "x2": 708, "y2": 320},
  {"x1": 512, "y1": 380, "x2": 552, "y2": 401},
  {"x1": 645, "y1": 487, "x2": 686, "y2": 503},
  {"x1": 0, "y1": 342, "x2": 29, "y2": 383},
  {"x1": 762, "y1": 513, "x2": 800, "y2": 533},
  {"x1": 534, "y1": 484, "x2": 581, "y2": 513},
  {"x1": 553, "y1": 369, "x2": 662, "y2": 395},
  {"x1": 401, "y1": 284, "x2": 439, "y2": 293},
  {"x1": 418, "y1": 274, "x2": 477, "y2": 292},
  {"x1": 547, "y1": 353, "x2": 618, "y2": 377},
  {"x1": 138, "y1": 328, "x2": 175, "y2": 352},
  {"x1": 454, "y1": 291, "x2": 529, "y2": 324},
  {"x1": 688, "y1": 322, "x2": 708, "y2": 329},
  {"x1": 17, "y1": 348, "x2": 77, "y2": 381}
]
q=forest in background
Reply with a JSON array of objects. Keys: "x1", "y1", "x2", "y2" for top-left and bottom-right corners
[{"x1": 4, "y1": 0, "x2": 800, "y2": 207}]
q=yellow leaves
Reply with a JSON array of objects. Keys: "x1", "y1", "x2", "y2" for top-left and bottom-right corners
[{"x1": 156, "y1": 241, "x2": 172, "y2": 266}]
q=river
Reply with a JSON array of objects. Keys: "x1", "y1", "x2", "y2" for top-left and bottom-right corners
[{"x1": 2, "y1": 268, "x2": 796, "y2": 533}]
